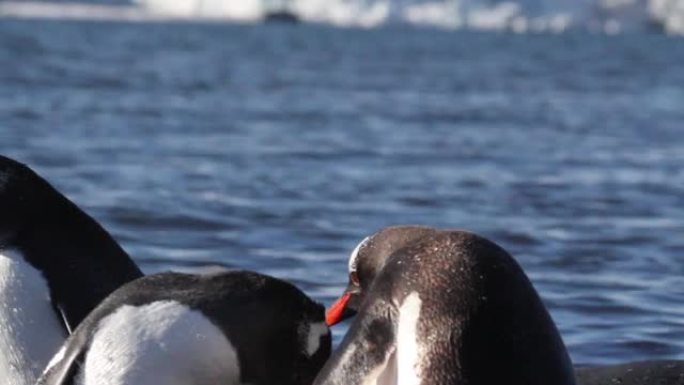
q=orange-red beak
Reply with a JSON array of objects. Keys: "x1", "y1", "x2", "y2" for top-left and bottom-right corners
[{"x1": 325, "y1": 292, "x2": 352, "y2": 326}]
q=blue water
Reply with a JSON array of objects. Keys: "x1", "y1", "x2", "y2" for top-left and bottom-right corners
[{"x1": 1, "y1": 19, "x2": 684, "y2": 366}]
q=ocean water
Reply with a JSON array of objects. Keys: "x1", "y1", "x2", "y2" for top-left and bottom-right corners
[{"x1": 1, "y1": 18, "x2": 683, "y2": 366}]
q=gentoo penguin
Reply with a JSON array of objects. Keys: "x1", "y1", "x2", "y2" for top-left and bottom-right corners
[
  {"x1": 316, "y1": 225, "x2": 576, "y2": 385},
  {"x1": 577, "y1": 360, "x2": 684, "y2": 385},
  {"x1": 38, "y1": 270, "x2": 332, "y2": 385},
  {"x1": 0, "y1": 155, "x2": 143, "y2": 384}
]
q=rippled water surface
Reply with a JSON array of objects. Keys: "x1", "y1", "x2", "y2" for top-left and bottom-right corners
[{"x1": 1, "y1": 19, "x2": 683, "y2": 366}]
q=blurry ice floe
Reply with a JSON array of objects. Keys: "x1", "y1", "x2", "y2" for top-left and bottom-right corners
[
  {"x1": 132, "y1": 0, "x2": 684, "y2": 34},
  {"x1": 0, "y1": 0, "x2": 683, "y2": 35}
]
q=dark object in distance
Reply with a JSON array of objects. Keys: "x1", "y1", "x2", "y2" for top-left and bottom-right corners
[{"x1": 263, "y1": 11, "x2": 300, "y2": 24}]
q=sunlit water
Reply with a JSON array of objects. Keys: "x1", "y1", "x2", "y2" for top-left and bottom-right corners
[{"x1": 1, "y1": 19, "x2": 683, "y2": 366}]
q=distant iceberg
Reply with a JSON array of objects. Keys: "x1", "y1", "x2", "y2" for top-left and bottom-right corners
[
  {"x1": 134, "y1": 0, "x2": 684, "y2": 34},
  {"x1": 1, "y1": 0, "x2": 683, "y2": 35},
  {"x1": 125, "y1": 0, "x2": 684, "y2": 34}
]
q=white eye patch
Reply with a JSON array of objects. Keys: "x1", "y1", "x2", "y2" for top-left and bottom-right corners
[
  {"x1": 304, "y1": 321, "x2": 329, "y2": 357},
  {"x1": 348, "y1": 236, "x2": 370, "y2": 274}
]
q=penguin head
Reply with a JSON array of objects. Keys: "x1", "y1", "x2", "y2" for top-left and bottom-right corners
[
  {"x1": 325, "y1": 225, "x2": 436, "y2": 326},
  {"x1": 222, "y1": 273, "x2": 332, "y2": 385}
]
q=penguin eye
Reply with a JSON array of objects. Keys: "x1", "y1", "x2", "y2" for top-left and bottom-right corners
[{"x1": 350, "y1": 271, "x2": 360, "y2": 286}]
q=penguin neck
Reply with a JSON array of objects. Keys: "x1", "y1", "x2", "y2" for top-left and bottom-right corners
[{"x1": 0, "y1": 248, "x2": 67, "y2": 385}]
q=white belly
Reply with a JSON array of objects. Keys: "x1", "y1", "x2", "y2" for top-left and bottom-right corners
[
  {"x1": 396, "y1": 292, "x2": 422, "y2": 385},
  {"x1": 77, "y1": 300, "x2": 240, "y2": 385},
  {"x1": 0, "y1": 249, "x2": 67, "y2": 385}
]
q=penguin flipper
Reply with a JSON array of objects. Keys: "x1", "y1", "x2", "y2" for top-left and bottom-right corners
[{"x1": 36, "y1": 331, "x2": 90, "y2": 385}]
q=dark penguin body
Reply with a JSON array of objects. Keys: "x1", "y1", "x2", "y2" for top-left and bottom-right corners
[
  {"x1": 317, "y1": 225, "x2": 576, "y2": 385},
  {"x1": 0, "y1": 155, "x2": 142, "y2": 384},
  {"x1": 38, "y1": 270, "x2": 332, "y2": 385},
  {"x1": 577, "y1": 361, "x2": 684, "y2": 385}
]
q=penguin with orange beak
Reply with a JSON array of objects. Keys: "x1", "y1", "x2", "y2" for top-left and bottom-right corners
[{"x1": 317, "y1": 225, "x2": 576, "y2": 385}]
